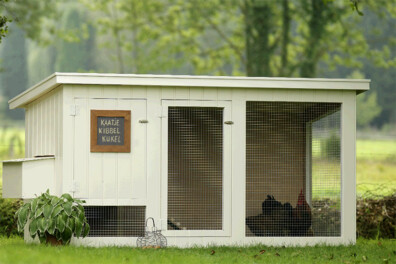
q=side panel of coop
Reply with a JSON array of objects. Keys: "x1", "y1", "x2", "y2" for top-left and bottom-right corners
[{"x1": 25, "y1": 87, "x2": 63, "y2": 195}]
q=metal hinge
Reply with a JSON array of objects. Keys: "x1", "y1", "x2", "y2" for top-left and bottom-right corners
[
  {"x1": 139, "y1": 119, "x2": 149, "y2": 123},
  {"x1": 224, "y1": 121, "x2": 234, "y2": 125},
  {"x1": 69, "y1": 105, "x2": 79, "y2": 116}
]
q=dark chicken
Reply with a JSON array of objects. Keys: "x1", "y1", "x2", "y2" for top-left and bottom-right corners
[
  {"x1": 291, "y1": 190, "x2": 312, "y2": 236},
  {"x1": 246, "y1": 190, "x2": 312, "y2": 237}
]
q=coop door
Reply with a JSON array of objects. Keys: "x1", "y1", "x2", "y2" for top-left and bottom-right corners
[
  {"x1": 73, "y1": 98, "x2": 147, "y2": 204},
  {"x1": 161, "y1": 100, "x2": 231, "y2": 236}
]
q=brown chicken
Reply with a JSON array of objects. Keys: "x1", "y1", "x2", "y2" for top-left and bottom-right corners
[{"x1": 291, "y1": 189, "x2": 312, "y2": 236}]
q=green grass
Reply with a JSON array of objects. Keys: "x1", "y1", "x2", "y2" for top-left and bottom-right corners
[
  {"x1": 356, "y1": 139, "x2": 396, "y2": 197},
  {"x1": 0, "y1": 237, "x2": 395, "y2": 264}
]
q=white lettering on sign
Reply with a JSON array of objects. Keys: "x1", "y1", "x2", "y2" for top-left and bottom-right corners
[
  {"x1": 97, "y1": 116, "x2": 124, "y2": 146},
  {"x1": 101, "y1": 135, "x2": 121, "y2": 143}
]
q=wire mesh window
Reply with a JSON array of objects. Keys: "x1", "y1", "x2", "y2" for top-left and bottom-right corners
[
  {"x1": 84, "y1": 206, "x2": 145, "y2": 237},
  {"x1": 245, "y1": 101, "x2": 341, "y2": 237},
  {"x1": 168, "y1": 107, "x2": 223, "y2": 231}
]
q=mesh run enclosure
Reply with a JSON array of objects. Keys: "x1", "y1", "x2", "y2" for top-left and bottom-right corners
[
  {"x1": 168, "y1": 107, "x2": 223, "y2": 230},
  {"x1": 84, "y1": 206, "x2": 145, "y2": 237},
  {"x1": 246, "y1": 102, "x2": 341, "y2": 237}
]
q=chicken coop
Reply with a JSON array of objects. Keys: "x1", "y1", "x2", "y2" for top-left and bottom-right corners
[{"x1": 2, "y1": 73, "x2": 369, "y2": 247}]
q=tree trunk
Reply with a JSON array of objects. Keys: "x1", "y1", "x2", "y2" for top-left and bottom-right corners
[{"x1": 245, "y1": 0, "x2": 273, "y2": 77}]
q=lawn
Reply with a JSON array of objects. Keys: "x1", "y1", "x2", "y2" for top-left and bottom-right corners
[
  {"x1": 356, "y1": 139, "x2": 396, "y2": 196},
  {"x1": 0, "y1": 237, "x2": 394, "y2": 264}
]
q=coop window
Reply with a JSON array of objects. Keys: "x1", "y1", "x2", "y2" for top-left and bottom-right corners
[
  {"x1": 84, "y1": 206, "x2": 145, "y2": 237},
  {"x1": 245, "y1": 102, "x2": 341, "y2": 237},
  {"x1": 168, "y1": 107, "x2": 223, "y2": 230}
]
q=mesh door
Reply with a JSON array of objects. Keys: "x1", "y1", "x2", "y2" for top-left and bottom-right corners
[
  {"x1": 84, "y1": 206, "x2": 145, "y2": 237},
  {"x1": 245, "y1": 102, "x2": 341, "y2": 237},
  {"x1": 168, "y1": 107, "x2": 223, "y2": 230}
]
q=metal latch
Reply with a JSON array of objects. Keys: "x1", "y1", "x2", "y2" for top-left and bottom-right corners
[
  {"x1": 139, "y1": 120, "x2": 149, "y2": 123},
  {"x1": 224, "y1": 121, "x2": 234, "y2": 125}
]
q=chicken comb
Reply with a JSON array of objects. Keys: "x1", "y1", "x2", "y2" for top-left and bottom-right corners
[{"x1": 297, "y1": 189, "x2": 305, "y2": 206}]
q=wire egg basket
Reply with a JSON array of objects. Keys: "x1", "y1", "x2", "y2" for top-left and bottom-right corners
[{"x1": 136, "y1": 217, "x2": 167, "y2": 248}]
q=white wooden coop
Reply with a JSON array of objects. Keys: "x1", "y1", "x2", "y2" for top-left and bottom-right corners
[{"x1": 2, "y1": 73, "x2": 369, "y2": 247}]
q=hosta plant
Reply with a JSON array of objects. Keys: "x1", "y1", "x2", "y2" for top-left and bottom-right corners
[{"x1": 15, "y1": 189, "x2": 90, "y2": 245}]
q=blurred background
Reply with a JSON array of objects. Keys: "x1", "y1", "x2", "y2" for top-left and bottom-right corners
[{"x1": 0, "y1": 0, "x2": 395, "y2": 197}]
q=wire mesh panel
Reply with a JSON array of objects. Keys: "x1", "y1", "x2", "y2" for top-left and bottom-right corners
[
  {"x1": 84, "y1": 206, "x2": 145, "y2": 237},
  {"x1": 245, "y1": 101, "x2": 341, "y2": 237},
  {"x1": 168, "y1": 107, "x2": 223, "y2": 230}
]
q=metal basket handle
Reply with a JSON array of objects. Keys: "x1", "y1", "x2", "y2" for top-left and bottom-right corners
[{"x1": 145, "y1": 217, "x2": 157, "y2": 231}]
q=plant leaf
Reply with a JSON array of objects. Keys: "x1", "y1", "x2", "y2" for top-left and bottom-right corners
[
  {"x1": 37, "y1": 217, "x2": 46, "y2": 233},
  {"x1": 63, "y1": 202, "x2": 72, "y2": 216},
  {"x1": 31, "y1": 199, "x2": 39, "y2": 212},
  {"x1": 56, "y1": 215, "x2": 66, "y2": 233},
  {"x1": 61, "y1": 193, "x2": 73, "y2": 202},
  {"x1": 75, "y1": 218, "x2": 83, "y2": 238},
  {"x1": 61, "y1": 227, "x2": 72, "y2": 244},
  {"x1": 35, "y1": 206, "x2": 44, "y2": 218},
  {"x1": 17, "y1": 206, "x2": 30, "y2": 231},
  {"x1": 82, "y1": 223, "x2": 90, "y2": 238},
  {"x1": 47, "y1": 218, "x2": 56, "y2": 235},
  {"x1": 78, "y1": 211, "x2": 86, "y2": 223},
  {"x1": 43, "y1": 204, "x2": 53, "y2": 219},
  {"x1": 68, "y1": 217, "x2": 75, "y2": 232},
  {"x1": 51, "y1": 204, "x2": 63, "y2": 218},
  {"x1": 29, "y1": 218, "x2": 38, "y2": 237},
  {"x1": 51, "y1": 197, "x2": 60, "y2": 206}
]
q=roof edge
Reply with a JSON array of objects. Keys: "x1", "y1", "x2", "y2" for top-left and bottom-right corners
[
  {"x1": 9, "y1": 73, "x2": 59, "y2": 109},
  {"x1": 9, "y1": 72, "x2": 370, "y2": 109}
]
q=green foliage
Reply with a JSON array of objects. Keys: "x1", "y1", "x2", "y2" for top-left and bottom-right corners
[
  {"x1": 357, "y1": 92, "x2": 382, "y2": 128},
  {"x1": 322, "y1": 132, "x2": 341, "y2": 159},
  {"x1": 15, "y1": 190, "x2": 90, "y2": 245},
  {"x1": 55, "y1": 7, "x2": 95, "y2": 72},
  {"x1": 0, "y1": 198, "x2": 22, "y2": 237},
  {"x1": 357, "y1": 193, "x2": 396, "y2": 239},
  {"x1": 3, "y1": 0, "x2": 59, "y2": 43},
  {"x1": 0, "y1": 22, "x2": 28, "y2": 120}
]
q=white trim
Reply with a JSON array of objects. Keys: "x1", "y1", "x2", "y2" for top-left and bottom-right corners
[
  {"x1": 9, "y1": 73, "x2": 370, "y2": 109},
  {"x1": 305, "y1": 122, "x2": 312, "y2": 206},
  {"x1": 2, "y1": 157, "x2": 55, "y2": 163},
  {"x1": 161, "y1": 100, "x2": 232, "y2": 237}
]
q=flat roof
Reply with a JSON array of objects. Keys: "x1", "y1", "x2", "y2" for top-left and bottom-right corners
[{"x1": 9, "y1": 72, "x2": 370, "y2": 109}]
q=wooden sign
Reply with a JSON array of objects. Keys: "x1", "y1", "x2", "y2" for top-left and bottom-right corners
[{"x1": 91, "y1": 110, "x2": 131, "y2": 152}]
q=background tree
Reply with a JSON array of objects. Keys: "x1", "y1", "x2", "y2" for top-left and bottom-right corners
[
  {"x1": 0, "y1": 23, "x2": 28, "y2": 120},
  {"x1": 55, "y1": 6, "x2": 96, "y2": 72}
]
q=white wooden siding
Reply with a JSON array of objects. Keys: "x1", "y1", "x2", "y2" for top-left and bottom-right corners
[
  {"x1": 72, "y1": 97, "x2": 147, "y2": 205},
  {"x1": 25, "y1": 87, "x2": 63, "y2": 195}
]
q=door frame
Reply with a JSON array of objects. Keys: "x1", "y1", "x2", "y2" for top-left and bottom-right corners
[{"x1": 161, "y1": 100, "x2": 232, "y2": 237}]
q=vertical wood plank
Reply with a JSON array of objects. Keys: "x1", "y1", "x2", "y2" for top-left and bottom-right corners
[
  {"x1": 189, "y1": 87, "x2": 203, "y2": 100},
  {"x1": 87, "y1": 99, "x2": 104, "y2": 201},
  {"x1": 203, "y1": 87, "x2": 218, "y2": 100},
  {"x1": 73, "y1": 98, "x2": 89, "y2": 198},
  {"x1": 62, "y1": 85, "x2": 75, "y2": 195},
  {"x1": 146, "y1": 88, "x2": 162, "y2": 221},
  {"x1": 341, "y1": 91, "x2": 356, "y2": 244},
  {"x1": 231, "y1": 90, "x2": 246, "y2": 241}
]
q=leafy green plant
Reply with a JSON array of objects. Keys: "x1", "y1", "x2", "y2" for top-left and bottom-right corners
[
  {"x1": 15, "y1": 190, "x2": 90, "y2": 244},
  {"x1": 0, "y1": 198, "x2": 23, "y2": 237}
]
